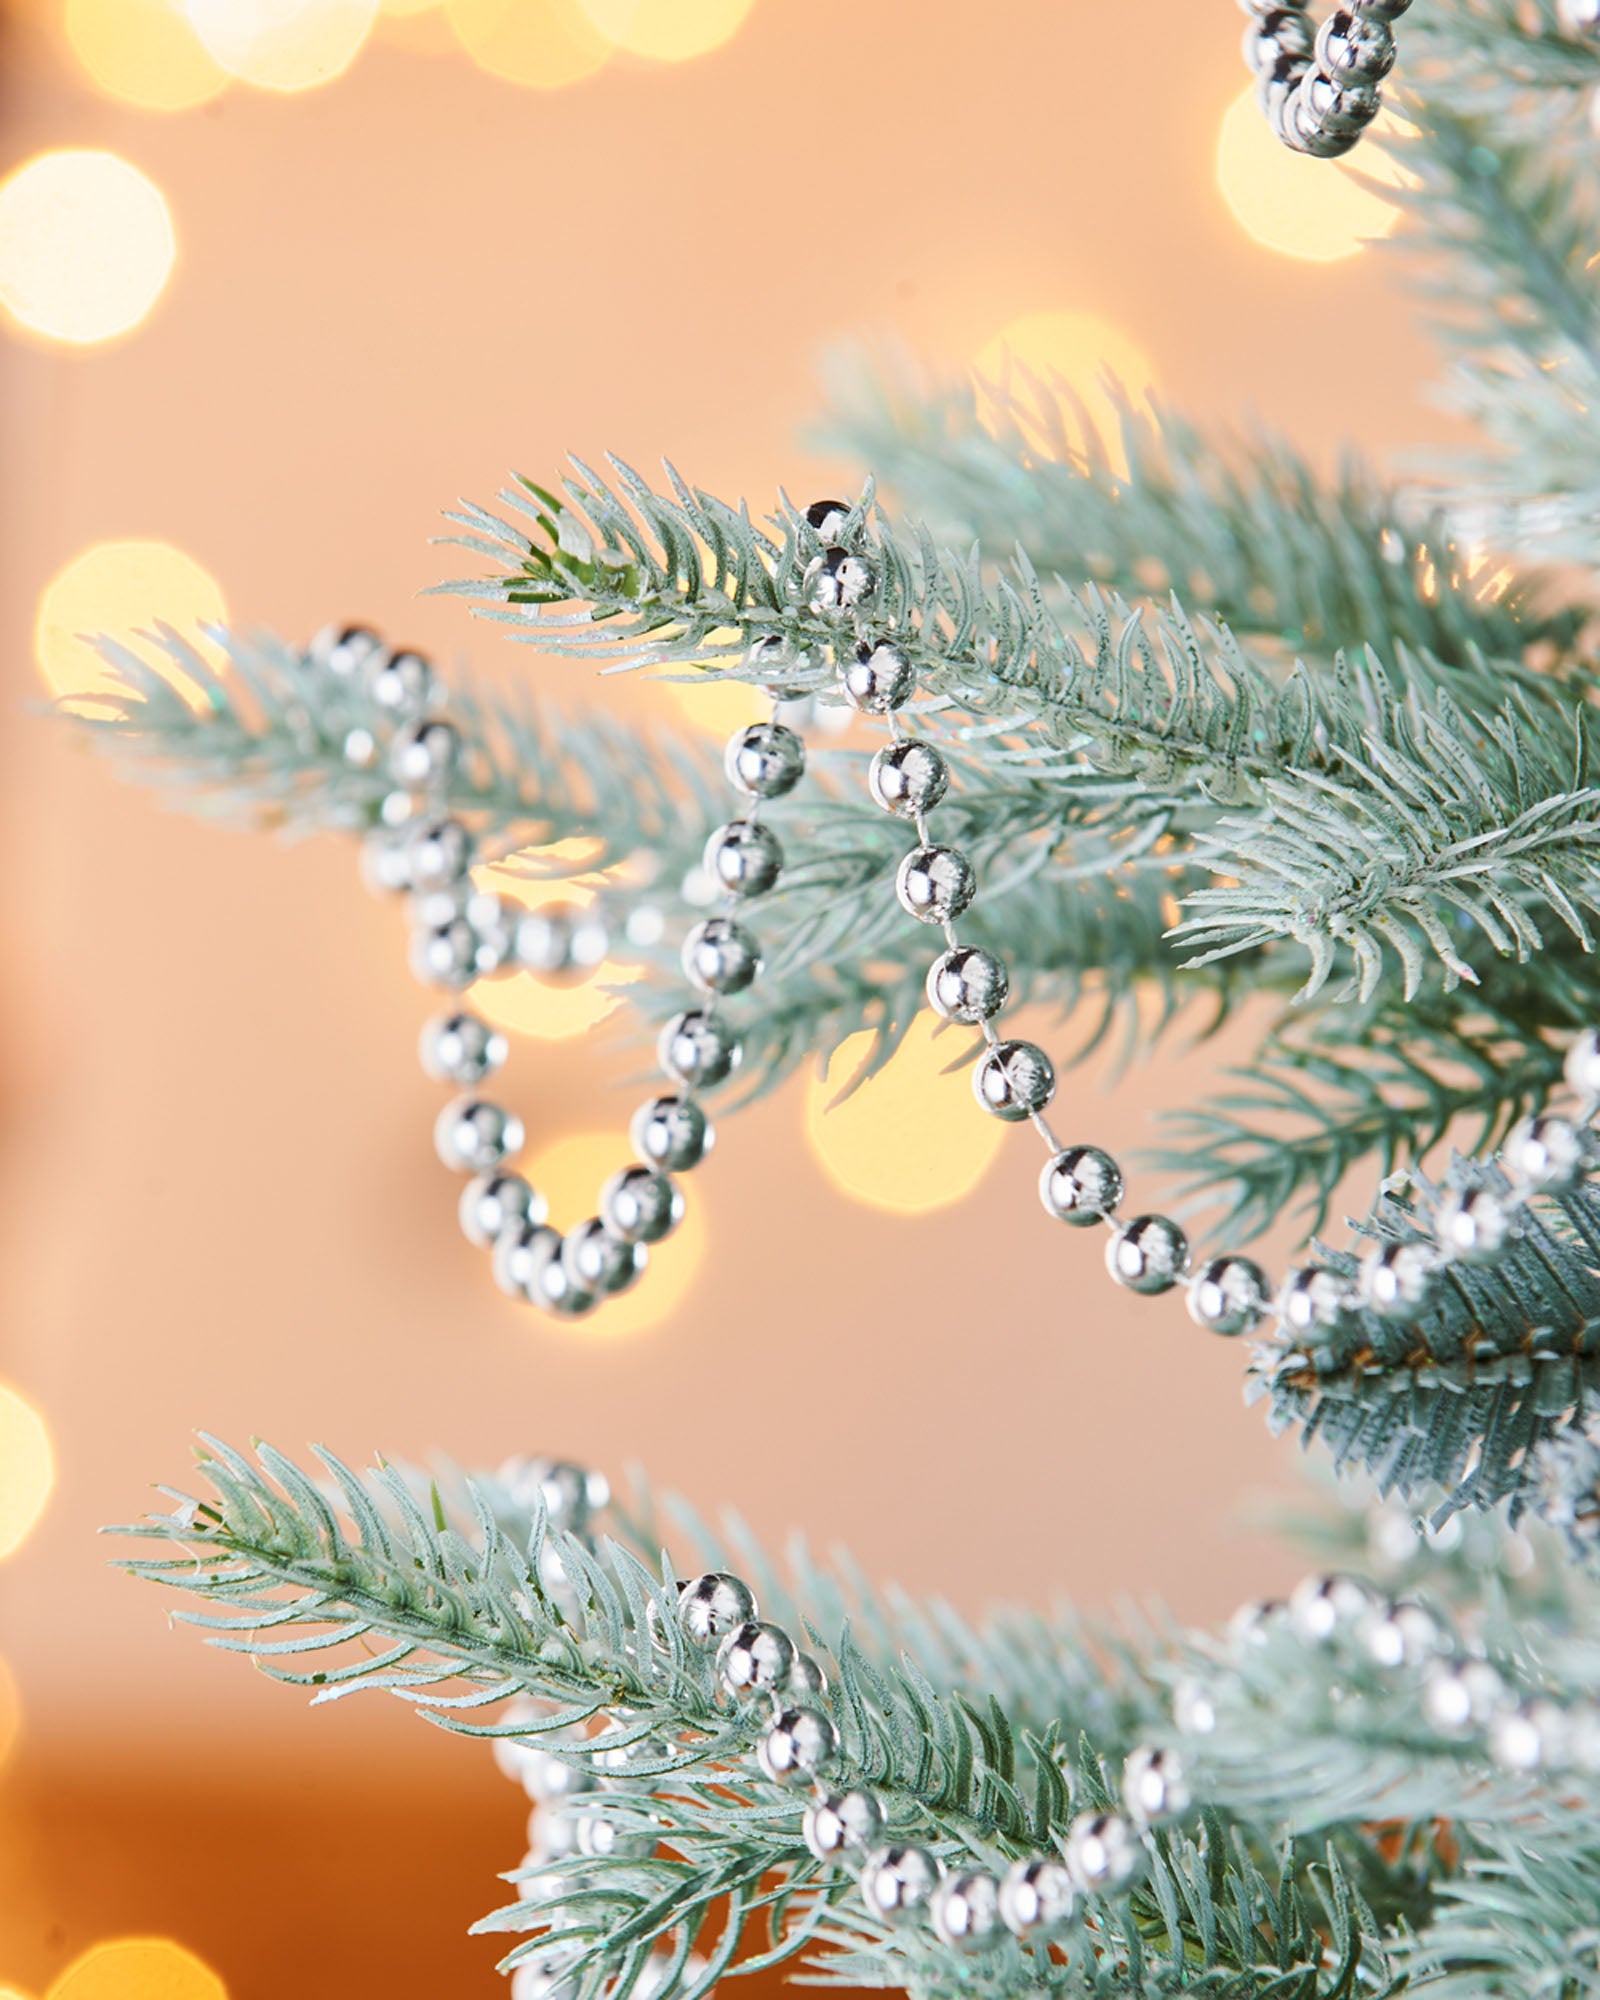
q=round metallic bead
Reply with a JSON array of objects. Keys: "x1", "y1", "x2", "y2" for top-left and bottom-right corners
[
  {"x1": 930, "y1": 1871, "x2": 1004, "y2": 1953},
  {"x1": 601, "y1": 1165, "x2": 684, "y2": 1245},
  {"x1": 631, "y1": 1095, "x2": 713, "y2": 1173},
  {"x1": 998, "y1": 1857, "x2": 1076, "y2": 1941},
  {"x1": 434, "y1": 1097, "x2": 525, "y2": 1174},
  {"x1": 499, "y1": 1456, "x2": 611, "y2": 1529},
  {"x1": 1064, "y1": 1812, "x2": 1145, "y2": 1894},
  {"x1": 1040, "y1": 1145, "x2": 1123, "y2": 1226},
  {"x1": 1422, "y1": 1658, "x2": 1505, "y2": 1734},
  {"x1": 1277, "y1": 1263, "x2": 1350, "y2": 1333},
  {"x1": 1435, "y1": 1185, "x2": 1512, "y2": 1264},
  {"x1": 367, "y1": 647, "x2": 437, "y2": 718},
  {"x1": 724, "y1": 721, "x2": 806, "y2": 800},
  {"x1": 1187, "y1": 1255, "x2": 1270, "y2": 1337},
  {"x1": 1358, "y1": 1239, "x2": 1435, "y2": 1320},
  {"x1": 678, "y1": 1573, "x2": 758, "y2": 1647},
  {"x1": 460, "y1": 1171, "x2": 546, "y2": 1248},
  {"x1": 743, "y1": 632, "x2": 814, "y2": 692},
  {"x1": 420, "y1": 1011, "x2": 508, "y2": 1086},
  {"x1": 493, "y1": 1221, "x2": 562, "y2": 1302},
  {"x1": 1298, "y1": 69, "x2": 1380, "y2": 141},
  {"x1": 360, "y1": 827, "x2": 413, "y2": 896},
  {"x1": 389, "y1": 717, "x2": 461, "y2": 791},
  {"x1": 1172, "y1": 1679, "x2": 1218, "y2": 1737},
  {"x1": 342, "y1": 726, "x2": 379, "y2": 771},
  {"x1": 1489, "y1": 1700, "x2": 1570, "y2": 1775},
  {"x1": 563, "y1": 1219, "x2": 646, "y2": 1297},
  {"x1": 1245, "y1": 8, "x2": 1314, "y2": 68},
  {"x1": 411, "y1": 917, "x2": 479, "y2": 990},
  {"x1": 802, "y1": 1788, "x2": 883, "y2": 1861},
  {"x1": 786, "y1": 1652, "x2": 830, "y2": 1701},
  {"x1": 926, "y1": 946, "x2": 1009, "y2": 1023},
  {"x1": 804, "y1": 546, "x2": 877, "y2": 614},
  {"x1": 404, "y1": 816, "x2": 474, "y2": 891},
  {"x1": 523, "y1": 1234, "x2": 599, "y2": 1319},
  {"x1": 314, "y1": 622, "x2": 385, "y2": 678},
  {"x1": 1228, "y1": 1597, "x2": 1285, "y2": 1647},
  {"x1": 805, "y1": 498, "x2": 851, "y2": 538},
  {"x1": 973, "y1": 1040, "x2": 1056, "y2": 1121},
  {"x1": 843, "y1": 639, "x2": 914, "y2": 714},
  {"x1": 1565, "y1": 1027, "x2": 1600, "y2": 1102},
  {"x1": 757, "y1": 1706, "x2": 839, "y2": 1785},
  {"x1": 1288, "y1": 1572, "x2": 1372, "y2": 1643},
  {"x1": 658, "y1": 1010, "x2": 741, "y2": 1090},
  {"x1": 464, "y1": 892, "x2": 519, "y2": 977},
  {"x1": 1105, "y1": 1215, "x2": 1189, "y2": 1295},
  {"x1": 515, "y1": 902, "x2": 610, "y2": 981},
  {"x1": 717, "y1": 1620, "x2": 796, "y2": 1700},
  {"x1": 1503, "y1": 1113, "x2": 1588, "y2": 1194},
  {"x1": 859, "y1": 1844, "x2": 941, "y2": 1925},
  {"x1": 682, "y1": 916, "x2": 762, "y2": 996},
  {"x1": 1359, "y1": 1599, "x2": 1442, "y2": 1670},
  {"x1": 895, "y1": 844, "x2": 976, "y2": 925},
  {"x1": 1122, "y1": 1746, "x2": 1189, "y2": 1823},
  {"x1": 575, "y1": 1812, "x2": 656, "y2": 1861},
  {"x1": 1314, "y1": 7, "x2": 1395, "y2": 81},
  {"x1": 703, "y1": 820, "x2": 784, "y2": 899},
  {"x1": 1353, "y1": 0, "x2": 1411, "y2": 18},
  {"x1": 868, "y1": 738, "x2": 949, "y2": 819}
]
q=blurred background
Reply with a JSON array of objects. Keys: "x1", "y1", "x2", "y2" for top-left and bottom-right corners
[{"x1": 0, "y1": 0, "x2": 1459, "y2": 1992}]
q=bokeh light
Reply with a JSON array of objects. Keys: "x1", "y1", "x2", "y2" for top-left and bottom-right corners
[
  {"x1": 187, "y1": 0, "x2": 379, "y2": 91},
  {"x1": 521, "y1": 1131, "x2": 706, "y2": 1336},
  {"x1": 804, "y1": 1016, "x2": 1006, "y2": 1215},
  {"x1": 380, "y1": 0, "x2": 441, "y2": 13},
  {"x1": 63, "y1": 0, "x2": 230, "y2": 111},
  {"x1": 577, "y1": 0, "x2": 754, "y2": 61},
  {"x1": 469, "y1": 867, "x2": 638, "y2": 1041},
  {"x1": 0, "y1": 150, "x2": 176, "y2": 347},
  {"x1": 446, "y1": 0, "x2": 610, "y2": 88},
  {"x1": 658, "y1": 671, "x2": 768, "y2": 739},
  {"x1": 47, "y1": 1940, "x2": 227, "y2": 2000},
  {"x1": 974, "y1": 309, "x2": 1154, "y2": 476},
  {"x1": 0, "y1": 1985, "x2": 36, "y2": 2000},
  {"x1": 1215, "y1": 87, "x2": 1404, "y2": 262},
  {"x1": 0, "y1": 1382, "x2": 55, "y2": 1562},
  {"x1": 34, "y1": 541, "x2": 226, "y2": 712},
  {"x1": 0, "y1": 1654, "x2": 20, "y2": 1771}
]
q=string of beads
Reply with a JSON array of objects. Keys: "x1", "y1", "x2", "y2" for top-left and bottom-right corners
[{"x1": 1239, "y1": 0, "x2": 1410, "y2": 158}]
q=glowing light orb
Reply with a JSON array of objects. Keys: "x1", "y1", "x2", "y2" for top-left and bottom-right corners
[
  {"x1": 520, "y1": 1131, "x2": 706, "y2": 1337},
  {"x1": 1215, "y1": 87, "x2": 1404, "y2": 262},
  {"x1": 0, "y1": 1654, "x2": 19, "y2": 1771},
  {"x1": 804, "y1": 1016, "x2": 1006, "y2": 1216},
  {"x1": 34, "y1": 541, "x2": 226, "y2": 713},
  {"x1": 0, "y1": 1382, "x2": 55, "y2": 1562},
  {"x1": 469, "y1": 868, "x2": 638, "y2": 1041},
  {"x1": 64, "y1": 0, "x2": 230, "y2": 110},
  {"x1": 576, "y1": 0, "x2": 754, "y2": 60},
  {"x1": 0, "y1": 150, "x2": 176, "y2": 347},
  {"x1": 446, "y1": 0, "x2": 610, "y2": 88},
  {"x1": 974, "y1": 309, "x2": 1154, "y2": 477},
  {"x1": 47, "y1": 1941, "x2": 227, "y2": 2000},
  {"x1": 186, "y1": 0, "x2": 379, "y2": 91},
  {"x1": 659, "y1": 671, "x2": 768, "y2": 739}
]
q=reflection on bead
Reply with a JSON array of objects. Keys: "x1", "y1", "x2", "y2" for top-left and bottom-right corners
[
  {"x1": 1040, "y1": 1145, "x2": 1123, "y2": 1225},
  {"x1": 805, "y1": 498, "x2": 851, "y2": 538},
  {"x1": 314, "y1": 623, "x2": 384, "y2": 678},
  {"x1": 1504, "y1": 1113, "x2": 1587, "y2": 1193},
  {"x1": 1064, "y1": 1812, "x2": 1145, "y2": 1893},
  {"x1": 343, "y1": 726, "x2": 379, "y2": 771},
  {"x1": 717, "y1": 1620, "x2": 796, "y2": 1699},
  {"x1": 930, "y1": 1871, "x2": 1003, "y2": 1953},
  {"x1": 405, "y1": 816, "x2": 474, "y2": 891},
  {"x1": 631, "y1": 1095, "x2": 713, "y2": 1172},
  {"x1": 1436, "y1": 1185, "x2": 1512, "y2": 1263},
  {"x1": 361, "y1": 827, "x2": 412, "y2": 896},
  {"x1": 682, "y1": 917, "x2": 762, "y2": 995},
  {"x1": 1423, "y1": 1658, "x2": 1505, "y2": 1733},
  {"x1": 601, "y1": 1166, "x2": 684, "y2": 1245},
  {"x1": 368, "y1": 647, "x2": 437, "y2": 718},
  {"x1": 1359, "y1": 1599, "x2": 1441, "y2": 1669},
  {"x1": 1315, "y1": 7, "x2": 1395, "y2": 81},
  {"x1": 500, "y1": 1456, "x2": 611, "y2": 1529},
  {"x1": 1245, "y1": 11, "x2": 1313, "y2": 67},
  {"x1": 460, "y1": 1171, "x2": 545, "y2": 1248},
  {"x1": 464, "y1": 892, "x2": 519, "y2": 978},
  {"x1": 421, "y1": 1011, "x2": 509, "y2": 1086},
  {"x1": 895, "y1": 845, "x2": 976, "y2": 924},
  {"x1": 1288, "y1": 1572, "x2": 1371, "y2": 1642},
  {"x1": 1228, "y1": 1597, "x2": 1284, "y2": 1647},
  {"x1": 860, "y1": 1844, "x2": 941, "y2": 1923},
  {"x1": 516, "y1": 902, "x2": 610, "y2": 981},
  {"x1": 998, "y1": 1857, "x2": 1076, "y2": 1940},
  {"x1": 803, "y1": 1788, "x2": 883, "y2": 1860},
  {"x1": 786, "y1": 1652, "x2": 829, "y2": 1701},
  {"x1": 1277, "y1": 1263, "x2": 1349, "y2": 1333},
  {"x1": 524, "y1": 1234, "x2": 599, "y2": 1318},
  {"x1": 1172, "y1": 1679, "x2": 1218, "y2": 1736},
  {"x1": 926, "y1": 946, "x2": 1009, "y2": 1023},
  {"x1": 411, "y1": 918, "x2": 480, "y2": 990},
  {"x1": 843, "y1": 639, "x2": 914, "y2": 714},
  {"x1": 678, "y1": 1573, "x2": 758, "y2": 1647},
  {"x1": 1187, "y1": 1255, "x2": 1269, "y2": 1336},
  {"x1": 389, "y1": 718, "x2": 461, "y2": 790},
  {"x1": 1122, "y1": 1746, "x2": 1189, "y2": 1822},
  {"x1": 868, "y1": 738, "x2": 949, "y2": 819},
  {"x1": 704, "y1": 820, "x2": 784, "y2": 898},
  {"x1": 493, "y1": 1220, "x2": 562, "y2": 1301},
  {"x1": 658, "y1": 1010, "x2": 740, "y2": 1090},
  {"x1": 724, "y1": 721, "x2": 806, "y2": 799},
  {"x1": 435, "y1": 1097, "x2": 525, "y2": 1174},
  {"x1": 973, "y1": 1040, "x2": 1056, "y2": 1120},
  {"x1": 575, "y1": 1811, "x2": 656, "y2": 1860},
  {"x1": 1565, "y1": 1028, "x2": 1600, "y2": 1102},
  {"x1": 757, "y1": 1706, "x2": 839, "y2": 1784},
  {"x1": 1106, "y1": 1216, "x2": 1189, "y2": 1294},
  {"x1": 804, "y1": 547, "x2": 877, "y2": 614},
  {"x1": 563, "y1": 1219, "x2": 646, "y2": 1296},
  {"x1": 1359, "y1": 1239, "x2": 1434, "y2": 1320}
]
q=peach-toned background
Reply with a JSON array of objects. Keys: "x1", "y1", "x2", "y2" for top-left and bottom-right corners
[{"x1": 1, "y1": 0, "x2": 1455, "y2": 1990}]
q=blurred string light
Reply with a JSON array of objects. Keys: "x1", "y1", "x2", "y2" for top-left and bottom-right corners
[
  {"x1": 34, "y1": 541, "x2": 226, "y2": 713},
  {"x1": 0, "y1": 1383, "x2": 54, "y2": 1563},
  {"x1": 1215, "y1": 85, "x2": 1405, "y2": 261},
  {"x1": 468, "y1": 863, "x2": 638, "y2": 1040},
  {"x1": 47, "y1": 1942, "x2": 227, "y2": 2000},
  {"x1": 521, "y1": 1131, "x2": 705, "y2": 1336},
  {"x1": 63, "y1": 0, "x2": 230, "y2": 111},
  {"x1": 803, "y1": 1017, "x2": 1006, "y2": 1215},
  {"x1": 0, "y1": 150, "x2": 175, "y2": 347},
  {"x1": 974, "y1": 308, "x2": 1154, "y2": 479},
  {"x1": 576, "y1": 0, "x2": 755, "y2": 60},
  {"x1": 186, "y1": 0, "x2": 379, "y2": 91},
  {"x1": 445, "y1": 0, "x2": 610, "y2": 87}
]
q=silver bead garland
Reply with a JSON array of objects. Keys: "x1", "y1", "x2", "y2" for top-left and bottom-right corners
[{"x1": 1239, "y1": 1, "x2": 1411, "y2": 160}]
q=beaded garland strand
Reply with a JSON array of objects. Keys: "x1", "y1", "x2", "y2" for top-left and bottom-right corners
[{"x1": 1239, "y1": 0, "x2": 1411, "y2": 159}]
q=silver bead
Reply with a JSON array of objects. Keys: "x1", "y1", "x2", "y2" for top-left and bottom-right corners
[
  {"x1": 463, "y1": 892, "x2": 519, "y2": 977},
  {"x1": 367, "y1": 647, "x2": 438, "y2": 718},
  {"x1": 1187, "y1": 1255, "x2": 1270, "y2": 1336},
  {"x1": 1489, "y1": 1701, "x2": 1567, "y2": 1774},
  {"x1": 1064, "y1": 1811, "x2": 1145, "y2": 1894},
  {"x1": 682, "y1": 916, "x2": 762, "y2": 996},
  {"x1": 998, "y1": 1857, "x2": 1075, "y2": 1940},
  {"x1": 704, "y1": 820, "x2": 783, "y2": 898},
  {"x1": 804, "y1": 547, "x2": 877, "y2": 614},
  {"x1": 1297, "y1": 69, "x2": 1380, "y2": 142},
  {"x1": 1245, "y1": 9, "x2": 1313, "y2": 68},
  {"x1": 1228, "y1": 1597, "x2": 1285, "y2": 1646},
  {"x1": 658, "y1": 1010, "x2": 740, "y2": 1090},
  {"x1": 389, "y1": 717, "x2": 461, "y2": 790},
  {"x1": 600, "y1": 1165, "x2": 683, "y2": 1245},
  {"x1": 743, "y1": 632, "x2": 814, "y2": 691},
  {"x1": 842, "y1": 639, "x2": 914, "y2": 714},
  {"x1": 526, "y1": 1802, "x2": 584, "y2": 1863},
  {"x1": 1105, "y1": 1216, "x2": 1189, "y2": 1294},
  {"x1": 973, "y1": 1039, "x2": 1056, "y2": 1120},
  {"x1": 802, "y1": 1788, "x2": 883, "y2": 1861},
  {"x1": 717, "y1": 1620, "x2": 796, "y2": 1699},
  {"x1": 493, "y1": 1220, "x2": 562, "y2": 1301},
  {"x1": 342, "y1": 725, "x2": 379, "y2": 770},
  {"x1": 404, "y1": 816, "x2": 474, "y2": 890},
  {"x1": 1359, "y1": 1239, "x2": 1435, "y2": 1320},
  {"x1": 1564, "y1": 1028, "x2": 1600, "y2": 1101},
  {"x1": 523, "y1": 1234, "x2": 599, "y2": 1318},
  {"x1": 1436, "y1": 1185, "x2": 1512, "y2": 1263},
  {"x1": 313, "y1": 622, "x2": 384, "y2": 678},
  {"x1": 631, "y1": 1095, "x2": 712, "y2": 1172},
  {"x1": 1171, "y1": 1679, "x2": 1218, "y2": 1736},
  {"x1": 930, "y1": 1871, "x2": 1004, "y2": 1953},
  {"x1": 420, "y1": 1011, "x2": 508, "y2": 1086},
  {"x1": 724, "y1": 721, "x2": 806, "y2": 800},
  {"x1": 805, "y1": 498, "x2": 851, "y2": 538},
  {"x1": 1288, "y1": 1572, "x2": 1372, "y2": 1642},
  {"x1": 496, "y1": 1739, "x2": 596, "y2": 1803},
  {"x1": 868, "y1": 738, "x2": 949, "y2": 819},
  {"x1": 1504, "y1": 1113, "x2": 1588, "y2": 1194},
  {"x1": 563, "y1": 1219, "x2": 646, "y2": 1296},
  {"x1": 1422, "y1": 1658, "x2": 1505, "y2": 1734},
  {"x1": 410, "y1": 917, "x2": 479, "y2": 990},
  {"x1": 460, "y1": 1171, "x2": 545, "y2": 1247},
  {"x1": 757, "y1": 1706, "x2": 839, "y2": 1784},
  {"x1": 895, "y1": 844, "x2": 976, "y2": 924},
  {"x1": 1314, "y1": 7, "x2": 1395, "y2": 81},
  {"x1": 1277, "y1": 1263, "x2": 1350, "y2": 1333},
  {"x1": 859, "y1": 1844, "x2": 941, "y2": 1923},
  {"x1": 1040, "y1": 1145, "x2": 1123, "y2": 1226},
  {"x1": 1122, "y1": 1746, "x2": 1189, "y2": 1823},
  {"x1": 500, "y1": 1456, "x2": 611, "y2": 1529},
  {"x1": 786, "y1": 1652, "x2": 829, "y2": 1700},
  {"x1": 435, "y1": 1097, "x2": 525, "y2": 1174},
  {"x1": 360, "y1": 826, "x2": 412, "y2": 895},
  {"x1": 574, "y1": 1810, "x2": 655, "y2": 1860},
  {"x1": 1359, "y1": 1599, "x2": 1441, "y2": 1669},
  {"x1": 515, "y1": 901, "x2": 610, "y2": 980},
  {"x1": 678, "y1": 1573, "x2": 757, "y2": 1647},
  {"x1": 1353, "y1": 0, "x2": 1410, "y2": 18},
  {"x1": 926, "y1": 946, "x2": 1008, "y2": 1023}
]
